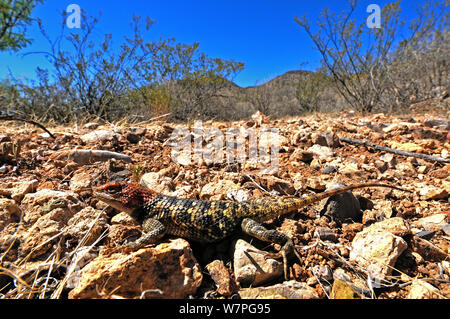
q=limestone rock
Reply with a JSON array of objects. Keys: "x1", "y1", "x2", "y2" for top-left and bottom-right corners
[
  {"x1": 407, "y1": 280, "x2": 441, "y2": 299},
  {"x1": 200, "y1": 180, "x2": 240, "y2": 200},
  {"x1": 0, "y1": 179, "x2": 39, "y2": 201},
  {"x1": 80, "y1": 129, "x2": 119, "y2": 143},
  {"x1": 66, "y1": 207, "x2": 108, "y2": 246},
  {"x1": 0, "y1": 198, "x2": 20, "y2": 229},
  {"x1": 349, "y1": 218, "x2": 410, "y2": 281},
  {"x1": 412, "y1": 213, "x2": 448, "y2": 232},
  {"x1": 306, "y1": 144, "x2": 334, "y2": 161},
  {"x1": 233, "y1": 239, "x2": 283, "y2": 286},
  {"x1": 205, "y1": 260, "x2": 239, "y2": 296},
  {"x1": 239, "y1": 280, "x2": 318, "y2": 299},
  {"x1": 69, "y1": 238, "x2": 202, "y2": 299},
  {"x1": 69, "y1": 171, "x2": 92, "y2": 194},
  {"x1": 18, "y1": 189, "x2": 84, "y2": 258},
  {"x1": 140, "y1": 172, "x2": 174, "y2": 194}
]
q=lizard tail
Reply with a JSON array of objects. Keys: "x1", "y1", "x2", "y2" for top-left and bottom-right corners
[
  {"x1": 245, "y1": 182, "x2": 411, "y2": 222},
  {"x1": 294, "y1": 182, "x2": 410, "y2": 209}
]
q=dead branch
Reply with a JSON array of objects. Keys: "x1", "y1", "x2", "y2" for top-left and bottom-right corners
[
  {"x1": 0, "y1": 116, "x2": 56, "y2": 139},
  {"x1": 340, "y1": 137, "x2": 450, "y2": 163}
]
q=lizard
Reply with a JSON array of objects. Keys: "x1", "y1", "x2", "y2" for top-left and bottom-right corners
[{"x1": 93, "y1": 182, "x2": 410, "y2": 278}]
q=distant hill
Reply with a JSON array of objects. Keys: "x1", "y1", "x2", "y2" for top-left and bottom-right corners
[{"x1": 211, "y1": 69, "x2": 337, "y2": 119}]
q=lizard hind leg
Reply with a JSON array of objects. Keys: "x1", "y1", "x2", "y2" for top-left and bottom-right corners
[{"x1": 241, "y1": 218, "x2": 302, "y2": 280}]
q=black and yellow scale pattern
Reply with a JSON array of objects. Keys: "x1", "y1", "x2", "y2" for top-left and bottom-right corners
[{"x1": 94, "y1": 182, "x2": 407, "y2": 245}]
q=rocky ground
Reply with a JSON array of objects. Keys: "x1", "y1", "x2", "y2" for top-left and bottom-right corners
[{"x1": 0, "y1": 110, "x2": 449, "y2": 299}]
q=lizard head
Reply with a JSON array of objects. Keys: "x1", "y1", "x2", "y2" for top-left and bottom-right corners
[{"x1": 93, "y1": 183, "x2": 155, "y2": 214}]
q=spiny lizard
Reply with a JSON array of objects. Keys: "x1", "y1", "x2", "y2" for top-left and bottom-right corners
[{"x1": 94, "y1": 182, "x2": 409, "y2": 278}]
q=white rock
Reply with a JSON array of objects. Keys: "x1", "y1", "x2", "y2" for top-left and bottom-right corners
[
  {"x1": 407, "y1": 280, "x2": 441, "y2": 299},
  {"x1": 233, "y1": 239, "x2": 283, "y2": 286}
]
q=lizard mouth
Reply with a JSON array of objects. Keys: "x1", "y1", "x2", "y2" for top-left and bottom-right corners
[{"x1": 93, "y1": 189, "x2": 134, "y2": 215}]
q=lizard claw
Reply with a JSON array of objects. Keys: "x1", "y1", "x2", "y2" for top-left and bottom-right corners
[{"x1": 263, "y1": 240, "x2": 302, "y2": 280}]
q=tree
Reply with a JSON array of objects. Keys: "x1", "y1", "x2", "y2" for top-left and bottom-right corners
[
  {"x1": 18, "y1": 11, "x2": 244, "y2": 122},
  {"x1": 295, "y1": 0, "x2": 448, "y2": 112},
  {"x1": 0, "y1": 0, "x2": 43, "y2": 51}
]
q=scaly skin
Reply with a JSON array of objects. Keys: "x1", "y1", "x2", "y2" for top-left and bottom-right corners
[{"x1": 94, "y1": 182, "x2": 409, "y2": 278}]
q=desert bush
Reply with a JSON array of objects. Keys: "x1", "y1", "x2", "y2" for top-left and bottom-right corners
[
  {"x1": 295, "y1": 0, "x2": 448, "y2": 112},
  {"x1": 3, "y1": 10, "x2": 244, "y2": 123}
]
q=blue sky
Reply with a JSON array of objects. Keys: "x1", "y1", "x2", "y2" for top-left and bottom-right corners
[{"x1": 0, "y1": 0, "x2": 427, "y2": 87}]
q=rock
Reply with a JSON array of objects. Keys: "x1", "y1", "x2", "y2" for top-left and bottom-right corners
[
  {"x1": 342, "y1": 223, "x2": 364, "y2": 241},
  {"x1": 323, "y1": 132, "x2": 341, "y2": 148},
  {"x1": 306, "y1": 144, "x2": 334, "y2": 161},
  {"x1": 291, "y1": 173, "x2": 305, "y2": 191},
  {"x1": 414, "y1": 230, "x2": 436, "y2": 240},
  {"x1": 363, "y1": 200, "x2": 394, "y2": 224},
  {"x1": 362, "y1": 217, "x2": 411, "y2": 237},
  {"x1": 311, "y1": 132, "x2": 341, "y2": 148},
  {"x1": 200, "y1": 180, "x2": 240, "y2": 200},
  {"x1": 19, "y1": 189, "x2": 84, "y2": 258},
  {"x1": 277, "y1": 219, "x2": 304, "y2": 238},
  {"x1": 290, "y1": 149, "x2": 313, "y2": 162},
  {"x1": 424, "y1": 119, "x2": 450, "y2": 130},
  {"x1": 390, "y1": 142, "x2": 423, "y2": 153},
  {"x1": 442, "y1": 261, "x2": 450, "y2": 275},
  {"x1": 379, "y1": 153, "x2": 397, "y2": 168},
  {"x1": 305, "y1": 177, "x2": 326, "y2": 191},
  {"x1": 321, "y1": 188, "x2": 362, "y2": 223},
  {"x1": 205, "y1": 260, "x2": 239, "y2": 296},
  {"x1": 332, "y1": 268, "x2": 371, "y2": 296},
  {"x1": 66, "y1": 207, "x2": 108, "y2": 246},
  {"x1": 349, "y1": 218, "x2": 409, "y2": 281},
  {"x1": 429, "y1": 167, "x2": 449, "y2": 179},
  {"x1": 83, "y1": 122, "x2": 100, "y2": 129},
  {"x1": 339, "y1": 162, "x2": 360, "y2": 177},
  {"x1": 410, "y1": 236, "x2": 449, "y2": 262},
  {"x1": 322, "y1": 165, "x2": 337, "y2": 174},
  {"x1": 264, "y1": 176, "x2": 295, "y2": 195},
  {"x1": 226, "y1": 189, "x2": 249, "y2": 202},
  {"x1": 251, "y1": 111, "x2": 269, "y2": 126},
  {"x1": 311, "y1": 132, "x2": 327, "y2": 146},
  {"x1": 140, "y1": 172, "x2": 174, "y2": 194},
  {"x1": 374, "y1": 160, "x2": 388, "y2": 173},
  {"x1": 69, "y1": 171, "x2": 92, "y2": 194},
  {"x1": 0, "y1": 198, "x2": 20, "y2": 230},
  {"x1": 233, "y1": 239, "x2": 283, "y2": 286},
  {"x1": 419, "y1": 185, "x2": 448, "y2": 200},
  {"x1": 0, "y1": 179, "x2": 39, "y2": 201},
  {"x1": 110, "y1": 212, "x2": 140, "y2": 227},
  {"x1": 80, "y1": 129, "x2": 119, "y2": 143},
  {"x1": 316, "y1": 227, "x2": 337, "y2": 242},
  {"x1": 412, "y1": 213, "x2": 448, "y2": 232},
  {"x1": 443, "y1": 224, "x2": 450, "y2": 236},
  {"x1": 239, "y1": 280, "x2": 318, "y2": 299},
  {"x1": 125, "y1": 132, "x2": 141, "y2": 144},
  {"x1": 330, "y1": 279, "x2": 361, "y2": 299},
  {"x1": 259, "y1": 130, "x2": 289, "y2": 150},
  {"x1": 407, "y1": 280, "x2": 441, "y2": 299},
  {"x1": 69, "y1": 239, "x2": 202, "y2": 299},
  {"x1": 311, "y1": 265, "x2": 333, "y2": 282},
  {"x1": 20, "y1": 189, "x2": 82, "y2": 225},
  {"x1": 397, "y1": 162, "x2": 416, "y2": 177}
]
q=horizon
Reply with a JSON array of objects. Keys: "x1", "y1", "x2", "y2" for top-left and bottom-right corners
[{"x1": 0, "y1": 0, "x2": 427, "y2": 88}]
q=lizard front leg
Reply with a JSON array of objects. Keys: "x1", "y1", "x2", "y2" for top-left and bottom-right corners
[
  {"x1": 125, "y1": 217, "x2": 166, "y2": 249},
  {"x1": 241, "y1": 218, "x2": 301, "y2": 280}
]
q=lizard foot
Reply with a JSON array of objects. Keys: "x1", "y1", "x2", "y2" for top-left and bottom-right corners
[{"x1": 263, "y1": 239, "x2": 302, "y2": 280}]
